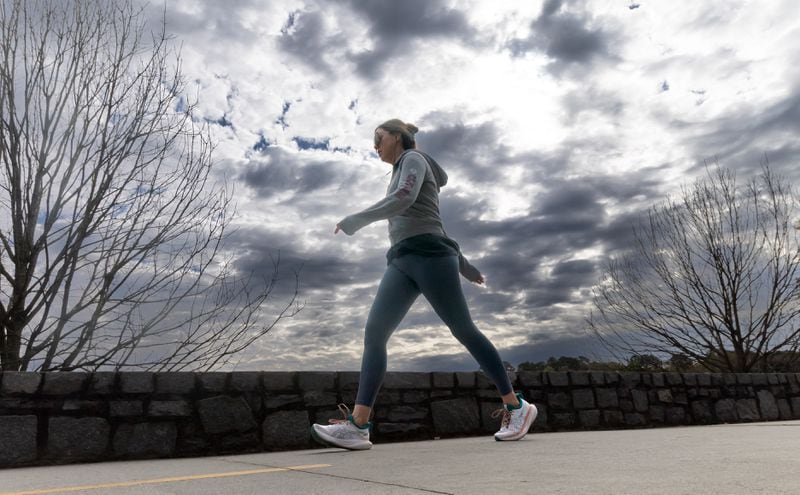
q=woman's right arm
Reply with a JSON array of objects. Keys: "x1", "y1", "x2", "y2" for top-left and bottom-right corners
[{"x1": 336, "y1": 153, "x2": 427, "y2": 235}]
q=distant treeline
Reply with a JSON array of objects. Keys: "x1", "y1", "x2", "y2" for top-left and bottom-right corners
[{"x1": 516, "y1": 352, "x2": 800, "y2": 373}]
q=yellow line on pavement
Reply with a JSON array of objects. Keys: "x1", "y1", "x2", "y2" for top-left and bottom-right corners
[{"x1": 0, "y1": 464, "x2": 333, "y2": 495}]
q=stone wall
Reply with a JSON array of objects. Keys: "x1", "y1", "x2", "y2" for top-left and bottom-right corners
[{"x1": 1, "y1": 370, "x2": 799, "y2": 467}]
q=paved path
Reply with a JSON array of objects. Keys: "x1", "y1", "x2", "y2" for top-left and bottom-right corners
[{"x1": 1, "y1": 421, "x2": 798, "y2": 494}]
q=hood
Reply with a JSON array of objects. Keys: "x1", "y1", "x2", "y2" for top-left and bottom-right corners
[{"x1": 397, "y1": 149, "x2": 449, "y2": 191}]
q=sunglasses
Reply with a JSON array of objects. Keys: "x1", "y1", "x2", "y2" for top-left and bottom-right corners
[{"x1": 374, "y1": 132, "x2": 386, "y2": 146}]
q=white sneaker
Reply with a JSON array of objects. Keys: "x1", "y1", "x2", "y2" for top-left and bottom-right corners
[
  {"x1": 310, "y1": 404, "x2": 373, "y2": 450},
  {"x1": 493, "y1": 393, "x2": 538, "y2": 441}
]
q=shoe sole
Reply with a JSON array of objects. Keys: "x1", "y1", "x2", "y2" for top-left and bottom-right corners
[
  {"x1": 495, "y1": 404, "x2": 538, "y2": 442},
  {"x1": 310, "y1": 425, "x2": 373, "y2": 450}
]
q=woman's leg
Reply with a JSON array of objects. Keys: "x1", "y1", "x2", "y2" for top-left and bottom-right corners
[
  {"x1": 353, "y1": 263, "x2": 420, "y2": 424},
  {"x1": 397, "y1": 255, "x2": 515, "y2": 400}
]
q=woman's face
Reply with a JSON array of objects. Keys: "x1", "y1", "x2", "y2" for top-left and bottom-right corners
[{"x1": 374, "y1": 128, "x2": 402, "y2": 164}]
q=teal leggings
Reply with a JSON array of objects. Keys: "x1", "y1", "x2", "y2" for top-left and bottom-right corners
[{"x1": 355, "y1": 254, "x2": 513, "y2": 407}]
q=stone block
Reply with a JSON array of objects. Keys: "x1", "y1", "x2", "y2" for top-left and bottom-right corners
[
  {"x1": 374, "y1": 391, "x2": 401, "y2": 406},
  {"x1": 198, "y1": 396, "x2": 257, "y2": 435},
  {"x1": 715, "y1": 399, "x2": 738, "y2": 422},
  {"x1": 48, "y1": 417, "x2": 109, "y2": 461},
  {"x1": 533, "y1": 404, "x2": 548, "y2": 430},
  {"x1": 62, "y1": 400, "x2": 105, "y2": 414},
  {"x1": 0, "y1": 415, "x2": 37, "y2": 466},
  {"x1": 736, "y1": 399, "x2": 760, "y2": 421},
  {"x1": 620, "y1": 372, "x2": 641, "y2": 386},
  {"x1": 518, "y1": 371, "x2": 543, "y2": 387},
  {"x1": 569, "y1": 372, "x2": 590, "y2": 386},
  {"x1": 220, "y1": 431, "x2": 260, "y2": 451},
  {"x1": 262, "y1": 372, "x2": 297, "y2": 391},
  {"x1": 690, "y1": 400, "x2": 714, "y2": 423},
  {"x1": 547, "y1": 392, "x2": 572, "y2": 410},
  {"x1": 154, "y1": 373, "x2": 195, "y2": 395},
  {"x1": 603, "y1": 410, "x2": 623, "y2": 426},
  {"x1": 403, "y1": 390, "x2": 429, "y2": 403},
  {"x1": 596, "y1": 388, "x2": 619, "y2": 409},
  {"x1": 590, "y1": 372, "x2": 606, "y2": 386},
  {"x1": 148, "y1": 400, "x2": 192, "y2": 417},
  {"x1": 572, "y1": 389, "x2": 595, "y2": 409},
  {"x1": 757, "y1": 390, "x2": 779, "y2": 420},
  {"x1": 547, "y1": 372, "x2": 569, "y2": 387},
  {"x1": 665, "y1": 373, "x2": 683, "y2": 386},
  {"x1": 673, "y1": 392, "x2": 688, "y2": 405},
  {"x1": 262, "y1": 410, "x2": 310, "y2": 449},
  {"x1": 631, "y1": 389, "x2": 649, "y2": 412},
  {"x1": 579, "y1": 409, "x2": 601, "y2": 428},
  {"x1": 89, "y1": 372, "x2": 116, "y2": 395},
  {"x1": 790, "y1": 398, "x2": 800, "y2": 419},
  {"x1": 337, "y1": 371, "x2": 360, "y2": 391},
  {"x1": 376, "y1": 422, "x2": 428, "y2": 437},
  {"x1": 42, "y1": 373, "x2": 88, "y2": 395},
  {"x1": 387, "y1": 405, "x2": 429, "y2": 422},
  {"x1": 113, "y1": 422, "x2": 177, "y2": 457},
  {"x1": 651, "y1": 373, "x2": 665, "y2": 387},
  {"x1": 551, "y1": 412, "x2": 576, "y2": 428},
  {"x1": 298, "y1": 372, "x2": 336, "y2": 391},
  {"x1": 476, "y1": 372, "x2": 497, "y2": 389},
  {"x1": 768, "y1": 373, "x2": 782, "y2": 385},
  {"x1": 431, "y1": 390, "x2": 455, "y2": 399},
  {"x1": 230, "y1": 372, "x2": 261, "y2": 393},
  {"x1": 724, "y1": 374, "x2": 737, "y2": 386},
  {"x1": 665, "y1": 407, "x2": 686, "y2": 425},
  {"x1": 480, "y1": 402, "x2": 502, "y2": 432},
  {"x1": 110, "y1": 400, "x2": 143, "y2": 417},
  {"x1": 696, "y1": 374, "x2": 712, "y2": 387},
  {"x1": 619, "y1": 399, "x2": 634, "y2": 413},
  {"x1": 119, "y1": 373, "x2": 154, "y2": 394},
  {"x1": 777, "y1": 399, "x2": 792, "y2": 420},
  {"x1": 604, "y1": 372, "x2": 620, "y2": 384},
  {"x1": 682, "y1": 373, "x2": 698, "y2": 386},
  {"x1": 455, "y1": 372, "x2": 476, "y2": 388},
  {"x1": 303, "y1": 390, "x2": 338, "y2": 407},
  {"x1": 264, "y1": 393, "x2": 303, "y2": 409},
  {"x1": 1, "y1": 372, "x2": 41, "y2": 395},
  {"x1": 432, "y1": 372, "x2": 455, "y2": 388},
  {"x1": 198, "y1": 372, "x2": 228, "y2": 393},
  {"x1": 657, "y1": 389, "x2": 674, "y2": 403},
  {"x1": 710, "y1": 373, "x2": 724, "y2": 386},
  {"x1": 736, "y1": 373, "x2": 752, "y2": 385},
  {"x1": 624, "y1": 413, "x2": 647, "y2": 426},
  {"x1": 177, "y1": 422, "x2": 208, "y2": 454},
  {"x1": 649, "y1": 406, "x2": 665, "y2": 423},
  {"x1": 431, "y1": 397, "x2": 480, "y2": 435},
  {"x1": 384, "y1": 372, "x2": 431, "y2": 389},
  {"x1": 750, "y1": 373, "x2": 769, "y2": 386}
]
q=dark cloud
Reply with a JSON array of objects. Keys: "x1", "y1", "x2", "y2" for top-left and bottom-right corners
[
  {"x1": 507, "y1": 0, "x2": 618, "y2": 75},
  {"x1": 275, "y1": 0, "x2": 480, "y2": 80},
  {"x1": 680, "y1": 91, "x2": 800, "y2": 181},
  {"x1": 344, "y1": 0, "x2": 480, "y2": 79},
  {"x1": 278, "y1": 10, "x2": 347, "y2": 75},
  {"x1": 239, "y1": 147, "x2": 345, "y2": 198}
]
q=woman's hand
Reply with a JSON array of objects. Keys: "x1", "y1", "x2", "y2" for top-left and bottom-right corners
[
  {"x1": 334, "y1": 224, "x2": 341, "y2": 235},
  {"x1": 474, "y1": 274, "x2": 486, "y2": 285}
]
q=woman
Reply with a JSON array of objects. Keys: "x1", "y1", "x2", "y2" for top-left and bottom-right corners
[{"x1": 310, "y1": 119, "x2": 537, "y2": 450}]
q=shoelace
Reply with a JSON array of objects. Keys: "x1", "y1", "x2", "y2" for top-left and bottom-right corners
[
  {"x1": 491, "y1": 407, "x2": 511, "y2": 429},
  {"x1": 328, "y1": 403, "x2": 354, "y2": 425}
]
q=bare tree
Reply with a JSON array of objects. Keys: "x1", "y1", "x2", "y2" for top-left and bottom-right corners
[
  {"x1": 0, "y1": 0, "x2": 300, "y2": 371},
  {"x1": 588, "y1": 164, "x2": 800, "y2": 372}
]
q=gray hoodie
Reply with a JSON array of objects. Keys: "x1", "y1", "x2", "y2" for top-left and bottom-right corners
[
  {"x1": 338, "y1": 149, "x2": 449, "y2": 245},
  {"x1": 338, "y1": 150, "x2": 483, "y2": 282}
]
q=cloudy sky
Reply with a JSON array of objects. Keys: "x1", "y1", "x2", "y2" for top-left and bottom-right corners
[{"x1": 141, "y1": 0, "x2": 800, "y2": 372}]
